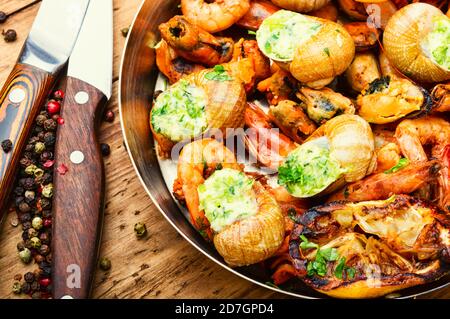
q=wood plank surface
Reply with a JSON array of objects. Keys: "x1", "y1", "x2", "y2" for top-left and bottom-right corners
[{"x1": 0, "y1": 0, "x2": 447, "y2": 299}]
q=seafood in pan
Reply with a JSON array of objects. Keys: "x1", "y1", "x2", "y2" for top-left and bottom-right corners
[{"x1": 148, "y1": 0, "x2": 450, "y2": 298}]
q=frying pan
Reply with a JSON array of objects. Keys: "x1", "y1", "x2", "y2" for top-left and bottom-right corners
[{"x1": 118, "y1": 0, "x2": 450, "y2": 298}]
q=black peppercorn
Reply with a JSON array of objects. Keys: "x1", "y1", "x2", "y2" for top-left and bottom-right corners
[
  {"x1": 29, "y1": 136, "x2": 40, "y2": 144},
  {"x1": 17, "y1": 242, "x2": 25, "y2": 251},
  {"x1": 42, "y1": 173, "x2": 52, "y2": 184},
  {"x1": 22, "y1": 231, "x2": 29, "y2": 241},
  {"x1": 43, "y1": 119, "x2": 57, "y2": 131},
  {"x1": 0, "y1": 11, "x2": 7, "y2": 24},
  {"x1": 1, "y1": 139, "x2": 12, "y2": 153},
  {"x1": 21, "y1": 282, "x2": 31, "y2": 294},
  {"x1": 30, "y1": 281, "x2": 40, "y2": 292},
  {"x1": 2, "y1": 29, "x2": 17, "y2": 42},
  {"x1": 31, "y1": 291, "x2": 42, "y2": 299},
  {"x1": 39, "y1": 232, "x2": 50, "y2": 245},
  {"x1": 104, "y1": 110, "x2": 115, "y2": 123},
  {"x1": 39, "y1": 244, "x2": 50, "y2": 256},
  {"x1": 18, "y1": 202, "x2": 31, "y2": 213},
  {"x1": 22, "y1": 177, "x2": 36, "y2": 190},
  {"x1": 13, "y1": 186, "x2": 24, "y2": 196},
  {"x1": 39, "y1": 262, "x2": 51, "y2": 277},
  {"x1": 22, "y1": 221, "x2": 32, "y2": 231},
  {"x1": 40, "y1": 198, "x2": 51, "y2": 210},
  {"x1": 24, "y1": 272, "x2": 35, "y2": 283},
  {"x1": 15, "y1": 196, "x2": 25, "y2": 208},
  {"x1": 43, "y1": 132, "x2": 56, "y2": 146},
  {"x1": 23, "y1": 151, "x2": 35, "y2": 160},
  {"x1": 42, "y1": 210, "x2": 52, "y2": 218},
  {"x1": 101, "y1": 143, "x2": 111, "y2": 156},
  {"x1": 40, "y1": 151, "x2": 53, "y2": 163},
  {"x1": 37, "y1": 131, "x2": 45, "y2": 141},
  {"x1": 35, "y1": 114, "x2": 47, "y2": 126},
  {"x1": 45, "y1": 254, "x2": 52, "y2": 263}
]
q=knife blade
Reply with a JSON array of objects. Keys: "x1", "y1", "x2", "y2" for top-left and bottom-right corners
[
  {"x1": 0, "y1": 0, "x2": 90, "y2": 223},
  {"x1": 52, "y1": 0, "x2": 113, "y2": 299}
]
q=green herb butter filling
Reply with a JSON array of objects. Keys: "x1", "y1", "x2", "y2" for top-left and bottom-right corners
[
  {"x1": 256, "y1": 10, "x2": 322, "y2": 62},
  {"x1": 151, "y1": 79, "x2": 208, "y2": 142},
  {"x1": 278, "y1": 139, "x2": 344, "y2": 198},
  {"x1": 198, "y1": 168, "x2": 258, "y2": 233},
  {"x1": 423, "y1": 15, "x2": 450, "y2": 71}
]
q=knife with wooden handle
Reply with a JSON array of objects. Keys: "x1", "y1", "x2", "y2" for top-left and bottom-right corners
[
  {"x1": 52, "y1": 0, "x2": 113, "y2": 299},
  {"x1": 0, "y1": 0, "x2": 90, "y2": 224}
]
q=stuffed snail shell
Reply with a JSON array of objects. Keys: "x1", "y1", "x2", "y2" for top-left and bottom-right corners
[
  {"x1": 278, "y1": 114, "x2": 375, "y2": 198},
  {"x1": 289, "y1": 195, "x2": 450, "y2": 298},
  {"x1": 150, "y1": 67, "x2": 246, "y2": 157},
  {"x1": 383, "y1": 3, "x2": 450, "y2": 83},
  {"x1": 271, "y1": 0, "x2": 331, "y2": 13},
  {"x1": 256, "y1": 10, "x2": 355, "y2": 88}
]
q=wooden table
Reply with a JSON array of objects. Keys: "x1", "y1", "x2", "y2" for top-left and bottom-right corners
[{"x1": 0, "y1": 0, "x2": 448, "y2": 299}]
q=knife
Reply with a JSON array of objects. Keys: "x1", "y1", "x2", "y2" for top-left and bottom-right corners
[
  {"x1": 52, "y1": 0, "x2": 113, "y2": 299},
  {"x1": 0, "y1": 0, "x2": 90, "y2": 223}
]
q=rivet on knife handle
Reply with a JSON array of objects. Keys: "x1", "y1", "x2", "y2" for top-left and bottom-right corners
[{"x1": 52, "y1": 77, "x2": 107, "y2": 299}]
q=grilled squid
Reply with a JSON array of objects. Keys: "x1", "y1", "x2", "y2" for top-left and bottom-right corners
[
  {"x1": 278, "y1": 114, "x2": 375, "y2": 198},
  {"x1": 256, "y1": 10, "x2": 355, "y2": 88},
  {"x1": 383, "y1": 3, "x2": 450, "y2": 83},
  {"x1": 289, "y1": 195, "x2": 450, "y2": 298}
]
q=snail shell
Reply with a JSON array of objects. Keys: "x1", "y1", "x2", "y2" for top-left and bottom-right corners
[{"x1": 271, "y1": 0, "x2": 331, "y2": 12}]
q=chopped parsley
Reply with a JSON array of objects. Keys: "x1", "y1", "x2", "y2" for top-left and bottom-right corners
[
  {"x1": 205, "y1": 65, "x2": 232, "y2": 82},
  {"x1": 324, "y1": 47, "x2": 330, "y2": 57}
]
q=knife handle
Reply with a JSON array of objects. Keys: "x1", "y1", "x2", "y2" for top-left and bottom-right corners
[
  {"x1": 0, "y1": 63, "x2": 55, "y2": 223},
  {"x1": 52, "y1": 76, "x2": 107, "y2": 299}
]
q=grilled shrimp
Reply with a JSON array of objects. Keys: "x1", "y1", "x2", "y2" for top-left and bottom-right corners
[
  {"x1": 159, "y1": 16, "x2": 234, "y2": 66},
  {"x1": 236, "y1": 0, "x2": 280, "y2": 31},
  {"x1": 257, "y1": 65, "x2": 298, "y2": 105},
  {"x1": 155, "y1": 39, "x2": 205, "y2": 84},
  {"x1": 181, "y1": 0, "x2": 251, "y2": 33},
  {"x1": 328, "y1": 160, "x2": 442, "y2": 202},
  {"x1": 244, "y1": 102, "x2": 298, "y2": 170},
  {"x1": 395, "y1": 117, "x2": 450, "y2": 210},
  {"x1": 271, "y1": 0, "x2": 331, "y2": 12}
]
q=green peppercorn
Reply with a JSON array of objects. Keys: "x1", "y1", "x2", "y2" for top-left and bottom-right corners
[
  {"x1": 99, "y1": 257, "x2": 111, "y2": 271},
  {"x1": 34, "y1": 168, "x2": 44, "y2": 179},
  {"x1": 29, "y1": 237, "x2": 41, "y2": 249},
  {"x1": 41, "y1": 184, "x2": 53, "y2": 198},
  {"x1": 35, "y1": 114, "x2": 47, "y2": 126},
  {"x1": 25, "y1": 164, "x2": 38, "y2": 175},
  {"x1": 12, "y1": 282, "x2": 21, "y2": 294},
  {"x1": 19, "y1": 248, "x2": 32, "y2": 264},
  {"x1": 32, "y1": 216, "x2": 43, "y2": 230},
  {"x1": 34, "y1": 142, "x2": 46, "y2": 154},
  {"x1": 134, "y1": 222, "x2": 147, "y2": 238}
]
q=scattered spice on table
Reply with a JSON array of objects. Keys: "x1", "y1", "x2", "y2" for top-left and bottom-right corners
[
  {"x1": 9, "y1": 89, "x2": 64, "y2": 299},
  {"x1": 2, "y1": 29, "x2": 16, "y2": 42},
  {"x1": 99, "y1": 257, "x2": 112, "y2": 271},
  {"x1": 0, "y1": 11, "x2": 8, "y2": 24},
  {"x1": 101, "y1": 143, "x2": 111, "y2": 157},
  {"x1": 134, "y1": 222, "x2": 147, "y2": 238},
  {"x1": 104, "y1": 109, "x2": 115, "y2": 123},
  {"x1": 121, "y1": 27, "x2": 129, "y2": 37},
  {"x1": 1, "y1": 139, "x2": 12, "y2": 153}
]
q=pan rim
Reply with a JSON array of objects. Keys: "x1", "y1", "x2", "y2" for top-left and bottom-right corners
[{"x1": 118, "y1": 0, "x2": 450, "y2": 299}]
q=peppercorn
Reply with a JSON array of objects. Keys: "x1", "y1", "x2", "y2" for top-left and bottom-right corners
[
  {"x1": 43, "y1": 132, "x2": 56, "y2": 146},
  {"x1": 99, "y1": 257, "x2": 111, "y2": 271},
  {"x1": 104, "y1": 110, "x2": 115, "y2": 122},
  {"x1": 43, "y1": 119, "x2": 57, "y2": 131},
  {"x1": 20, "y1": 157, "x2": 34, "y2": 168},
  {"x1": 42, "y1": 173, "x2": 52, "y2": 184},
  {"x1": 21, "y1": 282, "x2": 31, "y2": 294},
  {"x1": 23, "y1": 152, "x2": 36, "y2": 160},
  {"x1": 39, "y1": 277, "x2": 50, "y2": 288},
  {"x1": 34, "y1": 254, "x2": 45, "y2": 264},
  {"x1": 53, "y1": 90, "x2": 64, "y2": 100},
  {"x1": 31, "y1": 291, "x2": 41, "y2": 299},
  {"x1": 22, "y1": 177, "x2": 36, "y2": 190},
  {"x1": 45, "y1": 254, "x2": 52, "y2": 263},
  {"x1": 27, "y1": 228, "x2": 38, "y2": 239},
  {"x1": 46, "y1": 100, "x2": 61, "y2": 115},
  {"x1": 39, "y1": 262, "x2": 51, "y2": 277},
  {"x1": 29, "y1": 237, "x2": 41, "y2": 249},
  {"x1": 2, "y1": 29, "x2": 17, "y2": 42},
  {"x1": 134, "y1": 222, "x2": 147, "y2": 238},
  {"x1": 12, "y1": 281, "x2": 21, "y2": 294},
  {"x1": 43, "y1": 218, "x2": 52, "y2": 228},
  {"x1": 36, "y1": 130, "x2": 45, "y2": 139},
  {"x1": 25, "y1": 164, "x2": 37, "y2": 175},
  {"x1": 41, "y1": 184, "x2": 53, "y2": 198},
  {"x1": 18, "y1": 202, "x2": 31, "y2": 213},
  {"x1": 14, "y1": 274, "x2": 22, "y2": 281},
  {"x1": 39, "y1": 231, "x2": 50, "y2": 244},
  {"x1": 22, "y1": 221, "x2": 32, "y2": 231},
  {"x1": 24, "y1": 190, "x2": 35, "y2": 202},
  {"x1": 17, "y1": 242, "x2": 25, "y2": 252},
  {"x1": 40, "y1": 198, "x2": 51, "y2": 210},
  {"x1": 0, "y1": 11, "x2": 7, "y2": 24},
  {"x1": 24, "y1": 272, "x2": 35, "y2": 283},
  {"x1": 101, "y1": 143, "x2": 111, "y2": 156},
  {"x1": 39, "y1": 244, "x2": 50, "y2": 256},
  {"x1": 40, "y1": 151, "x2": 53, "y2": 163},
  {"x1": 1, "y1": 139, "x2": 12, "y2": 153},
  {"x1": 35, "y1": 114, "x2": 47, "y2": 127},
  {"x1": 34, "y1": 142, "x2": 45, "y2": 154},
  {"x1": 19, "y1": 248, "x2": 32, "y2": 264},
  {"x1": 42, "y1": 210, "x2": 52, "y2": 219},
  {"x1": 34, "y1": 168, "x2": 44, "y2": 179},
  {"x1": 32, "y1": 216, "x2": 43, "y2": 230},
  {"x1": 121, "y1": 27, "x2": 129, "y2": 37},
  {"x1": 30, "y1": 281, "x2": 40, "y2": 292}
]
